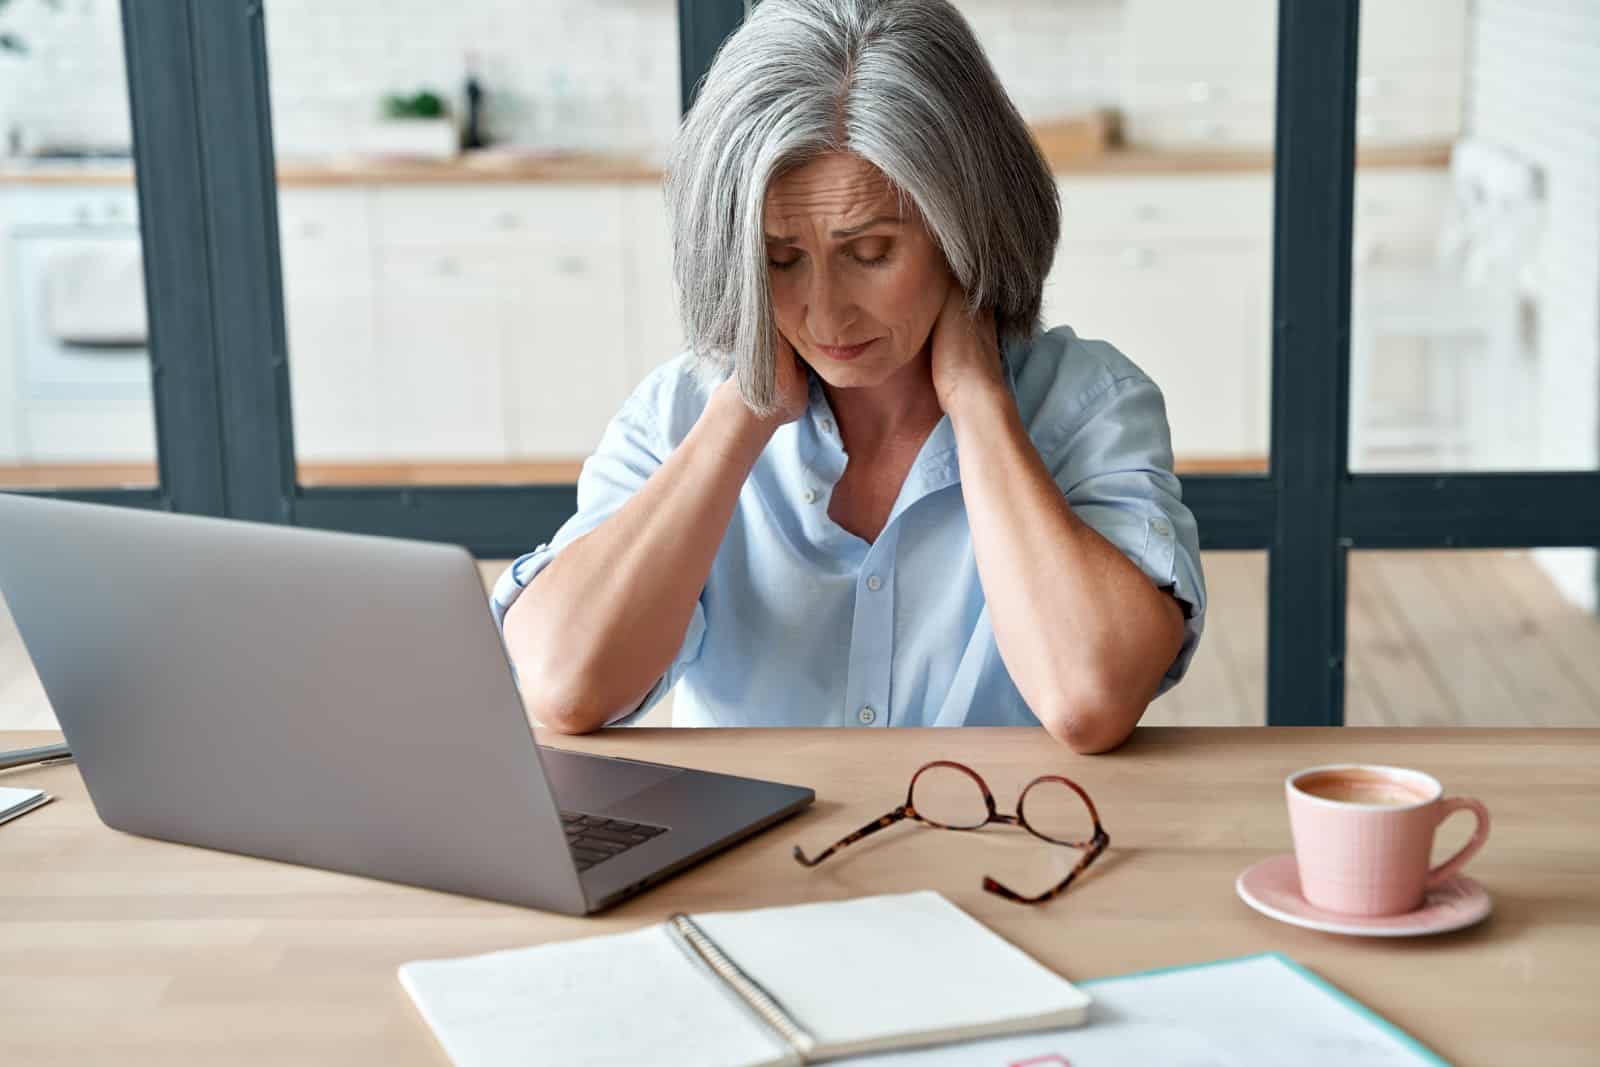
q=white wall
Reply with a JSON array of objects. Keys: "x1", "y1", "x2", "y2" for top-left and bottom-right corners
[
  {"x1": 1467, "y1": 0, "x2": 1600, "y2": 612},
  {"x1": 0, "y1": 0, "x2": 1125, "y2": 161}
]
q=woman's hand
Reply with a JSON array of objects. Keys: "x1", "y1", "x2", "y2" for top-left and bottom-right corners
[
  {"x1": 713, "y1": 326, "x2": 811, "y2": 432},
  {"x1": 929, "y1": 279, "x2": 1006, "y2": 418},
  {"x1": 767, "y1": 328, "x2": 812, "y2": 425}
]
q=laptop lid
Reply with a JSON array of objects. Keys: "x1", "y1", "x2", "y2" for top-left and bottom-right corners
[{"x1": 0, "y1": 493, "x2": 589, "y2": 914}]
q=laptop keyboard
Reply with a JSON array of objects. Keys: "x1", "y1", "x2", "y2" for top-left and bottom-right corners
[{"x1": 560, "y1": 811, "x2": 669, "y2": 871}]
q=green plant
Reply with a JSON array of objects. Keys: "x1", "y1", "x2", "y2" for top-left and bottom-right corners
[
  {"x1": 0, "y1": 0, "x2": 64, "y2": 56},
  {"x1": 381, "y1": 89, "x2": 448, "y2": 120}
]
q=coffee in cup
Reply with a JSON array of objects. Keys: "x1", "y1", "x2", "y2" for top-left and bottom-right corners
[{"x1": 1285, "y1": 763, "x2": 1490, "y2": 917}]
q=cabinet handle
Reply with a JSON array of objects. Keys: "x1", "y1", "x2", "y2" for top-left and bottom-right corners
[
  {"x1": 556, "y1": 255, "x2": 587, "y2": 275},
  {"x1": 1133, "y1": 203, "x2": 1161, "y2": 223},
  {"x1": 494, "y1": 211, "x2": 523, "y2": 230},
  {"x1": 436, "y1": 257, "x2": 461, "y2": 276}
]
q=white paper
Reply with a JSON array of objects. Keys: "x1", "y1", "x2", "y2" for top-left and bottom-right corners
[
  {"x1": 693, "y1": 890, "x2": 1090, "y2": 1055},
  {"x1": 827, "y1": 954, "x2": 1446, "y2": 1067},
  {"x1": 0, "y1": 786, "x2": 50, "y2": 825},
  {"x1": 399, "y1": 924, "x2": 795, "y2": 1067}
]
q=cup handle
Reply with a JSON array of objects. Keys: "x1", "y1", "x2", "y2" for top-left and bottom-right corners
[{"x1": 1426, "y1": 795, "x2": 1491, "y2": 888}]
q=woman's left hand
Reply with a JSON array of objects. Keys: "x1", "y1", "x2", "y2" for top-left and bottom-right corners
[{"x1": 929, "y1": 279, "x2": 1006, "y2": 417}]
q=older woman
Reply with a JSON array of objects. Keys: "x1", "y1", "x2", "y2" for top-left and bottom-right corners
[{"x1": 494, "y1": 0, "x2": 1205, "y2": 753}]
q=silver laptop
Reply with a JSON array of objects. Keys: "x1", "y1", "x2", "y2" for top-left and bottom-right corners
[{"x1": 0, "y1": 493, "x2": 813, "y2": 914}]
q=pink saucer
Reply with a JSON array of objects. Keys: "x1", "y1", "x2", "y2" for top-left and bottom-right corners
[{"x1": 1236, "y1": 853, "x2": 1491, "y2": 937}]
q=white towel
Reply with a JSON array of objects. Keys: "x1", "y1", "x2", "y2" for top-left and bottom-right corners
[{"x1": 43, "y1": 240, "x2": 148, "y2": 346}]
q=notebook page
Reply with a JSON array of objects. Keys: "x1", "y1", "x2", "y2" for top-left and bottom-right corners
[
  {"x1": 399, "y1": 924, "x2": 798, "y2": 1067},
  {"x1": 823, "y1": 952, "x2": 1446, "y2": 1066},
  {"x1": 691, "y1": 890, "x2": 1090, "y2": 1058}
]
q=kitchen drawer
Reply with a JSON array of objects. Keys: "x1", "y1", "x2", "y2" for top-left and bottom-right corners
[
  {"x1": 5, "y1": 185, "x2": 139, "y2": 230},
  {"x1": 1056, "y1": 174, "x2": 1273, "y2": 245},
  {"x1": 277, "y1": 188, "x2": 372, "y2": 249},
  {"x1": 1354, "y1": 107, "x2": 1463, "y2": 146},
  {"x1": 373, "y1": 184, "x2": 624, "y2": 248},
  {"x1": 377, "y1": 246, "x2": 515, "y2": 288}
]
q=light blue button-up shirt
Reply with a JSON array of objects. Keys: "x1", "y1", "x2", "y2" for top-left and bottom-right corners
[{"x1": 491, "y1": 324, "x2": 1205, "y2": 728}]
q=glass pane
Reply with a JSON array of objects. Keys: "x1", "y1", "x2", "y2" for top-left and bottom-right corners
[
  {"x1": 1145, "y1": 551, "x2": 1265, "y2": 727},
  {"x1": 1350, "y1": 0, "x2": 1596, "y2": 475},
  {"x1": 1347, "y1": 549, "x2": 1600, "y2": 726},
  {"x1": 0, "y1": 0, "x2": 157, "y2": 492},
  {"x1": 957, "y1": 0, "x2": 1276, "y2": 474},
  {"x1": 262, "y1": 1, "x2": 679, "y2": 488}
]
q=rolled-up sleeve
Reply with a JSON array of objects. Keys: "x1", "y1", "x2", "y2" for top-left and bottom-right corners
[
  {"x1": 1039, "y1": 371, "x2": 1207, "y2": 694},
  {"x1": 490, "y1": 384, "x2": 708, "y2": 725}
]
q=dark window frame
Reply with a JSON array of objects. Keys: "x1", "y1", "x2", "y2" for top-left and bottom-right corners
[{"x1": 19, "y1": 0, "x2": 1599, "y2": 725}]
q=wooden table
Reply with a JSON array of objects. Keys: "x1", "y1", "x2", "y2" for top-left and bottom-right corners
[{"x1": 2, "y1": 727, "x2": 1596, "y2": 1066}]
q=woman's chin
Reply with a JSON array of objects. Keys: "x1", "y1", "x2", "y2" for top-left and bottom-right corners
[{"x1": 806, "y1": 351, "x2": 910, "y2": 391}]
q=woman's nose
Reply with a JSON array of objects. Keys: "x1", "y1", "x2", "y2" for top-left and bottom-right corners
[{"x1": 805, "y1": 272, "x2": 857, "y2": 341}]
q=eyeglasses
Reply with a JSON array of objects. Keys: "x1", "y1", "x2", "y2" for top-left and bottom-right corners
[{"x1": 792, "y1": 760, "x2": 1109, "y2": 905}]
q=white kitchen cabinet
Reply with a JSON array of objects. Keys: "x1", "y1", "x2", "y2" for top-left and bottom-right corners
[
  {"x1": 369, "y1": 182, "x2": 635, "y2": 463},
  {"x1": 1124, "y1": 0, "x2": 1466, "y2": 150},
  {"x1": 375, "y1": 247, "x2": 510, "y2": 460},
  {"x1": 278, "y1": 188, "x2": 381, "y2": 461},
  {"x1": 503, "y1": 241, "x2": 630, "y2": 457},
  {"x1": 620, "y1": 184, "x2": 684, "y2": 389},
  {"x1": 1049, "y1": 174, "x2": 1273, "y2": 461},
  {"x1": 1047, "y1": 243, "x2": 1270, "y2": 459}
]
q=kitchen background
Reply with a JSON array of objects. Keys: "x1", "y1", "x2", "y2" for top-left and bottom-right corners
[{"x1": 1, "y1": 0, "x2": 1597, "y2": 729}]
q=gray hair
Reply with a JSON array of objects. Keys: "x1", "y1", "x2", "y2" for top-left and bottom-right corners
[{"x1": 664, "y1": 0, "x2": 1060, "y2": 414}]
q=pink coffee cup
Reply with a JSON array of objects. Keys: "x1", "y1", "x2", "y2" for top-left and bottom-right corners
[{"x1": 1285, "y1": 763, "x2": 1490, "y2": 917}]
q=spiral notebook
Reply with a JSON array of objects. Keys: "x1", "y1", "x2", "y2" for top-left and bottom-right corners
[{"x1": 398, "y1": 891, "x2": 1091, "y2": 1067}]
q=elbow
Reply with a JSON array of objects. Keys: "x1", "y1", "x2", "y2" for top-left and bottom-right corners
[
  {"x1": 1035, "y1": 686, "x2": 1143, "y2": 755},
  {"x1": 515, "y1": 656, "x2": 616, "y2": 735}
]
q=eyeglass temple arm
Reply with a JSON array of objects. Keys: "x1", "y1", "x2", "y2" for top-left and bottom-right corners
[
  {"x1": 983, "y1": 827, "x2": 1110, "y2": 905},
  {"x1": 792, "y1": 806, "x2": 910, "y2": 867}
]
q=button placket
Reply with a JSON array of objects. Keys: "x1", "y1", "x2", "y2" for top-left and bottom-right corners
[{"x1": 841, "y1": 529, "x2": 898, "y2": 727}]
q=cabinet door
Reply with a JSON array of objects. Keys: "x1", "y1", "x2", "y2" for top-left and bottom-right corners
[
  {"x1": 279, "y1": 189, "x2": 380, "y2": 461},
  {"x1": 621, "y1": 184, "x2": 684, "y2": 389},
  {"x1": 375, "y1": 248, "x2": 509, "y2": 460},
  {"x1": 1045, "y1": 244, "x2": 1270, "y2": 460},
  {"x1": 503, "y1": 242, "x2": 630, "y2": 458}
]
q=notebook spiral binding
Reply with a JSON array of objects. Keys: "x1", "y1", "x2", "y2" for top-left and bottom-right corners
[{"x1": 666, "y1": 912, "x2": 818, "y2": 1063}]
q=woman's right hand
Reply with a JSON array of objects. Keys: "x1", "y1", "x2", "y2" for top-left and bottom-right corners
[
  {"x1": 716, "y1": 327, "x2": 811, "y2": 431},
  {"x1": 768, "y1": 328, "x2": 811, "y2": 426}
]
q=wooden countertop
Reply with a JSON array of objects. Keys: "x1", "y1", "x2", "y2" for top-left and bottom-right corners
[
  {"x1": 1, "y1": 725, "x2": 1596, "y2": 1064},
  {"x1": 0, "y1": 142, "x2": 1451, "y2": 188}
]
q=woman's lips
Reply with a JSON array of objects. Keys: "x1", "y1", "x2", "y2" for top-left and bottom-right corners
[{"x1": 814, "y1": 339, "x2": 877, "y2": 361}]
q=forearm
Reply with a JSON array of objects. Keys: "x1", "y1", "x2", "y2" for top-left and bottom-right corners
[
  {"x1": 504, "y1": 383, "x2": 776, "y2": 732},
  {"x1": 950, "y1": 386, "x2": 1185, "y2": 753}
]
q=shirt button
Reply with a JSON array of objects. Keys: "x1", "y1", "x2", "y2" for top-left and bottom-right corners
[
  {"x1": 820, "y1": 418, "x2": 834, "y2": 435},
  {"x1": 858, "y1": 706, "x2": 877, "y2": 724},
  {"x1": 1152, "y1": 519, "x2": 1172, "y2": 536},
  {"x1": 865, "y1": 575, "x2": 882, "y2": 592},
  {"x1": 802, "y1": 488, "x2": 817, "y2": 504}
]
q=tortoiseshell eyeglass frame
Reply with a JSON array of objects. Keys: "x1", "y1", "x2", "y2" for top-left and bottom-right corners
[{"x1": 792, "y1": 760, "x2": 1109, "y2": 905}]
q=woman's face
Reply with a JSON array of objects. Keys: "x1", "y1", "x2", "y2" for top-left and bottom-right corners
[{"x1": 763, "y1": 152, "x2": 950, "y2": 391}]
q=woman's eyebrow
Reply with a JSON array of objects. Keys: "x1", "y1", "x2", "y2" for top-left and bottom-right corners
[{"x1": 763, "y1": 214, "x2": 903, "y2": 243}]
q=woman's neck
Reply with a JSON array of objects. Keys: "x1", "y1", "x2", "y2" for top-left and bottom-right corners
[{"x1": 822, "y1": 343, "x2": 945, "y2": 458}]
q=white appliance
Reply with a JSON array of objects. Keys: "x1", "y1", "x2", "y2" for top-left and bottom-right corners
[{"x1": 5, "y1": 183, "x2": 157, "y2": 462}]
